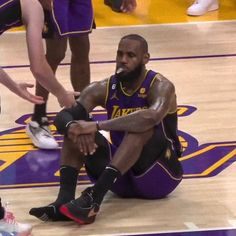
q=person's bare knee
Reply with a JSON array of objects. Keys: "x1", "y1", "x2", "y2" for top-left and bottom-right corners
[
  {"x1": 69, "y1": 35, "x2": 90, "y2": 91},
  {"x1": 69, "y1": 35, "x2": 90, "y2": 61},
  {"x1": 110, "y1": 130, "x2": 154, "y2": 174},
  {"x1": 124, "y1": 129, "x2": 154, "y2": 148},
  {"x1": 45, "y1": 37, "x2": 67, "y2": 66}
]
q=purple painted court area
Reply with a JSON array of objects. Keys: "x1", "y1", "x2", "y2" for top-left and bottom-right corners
[
  {"x1": 127, "y1": 228, "x2": 236, "y2": 236},
  {"x1": 0, "y1": 231, "x2": 17, "y2": 236}
]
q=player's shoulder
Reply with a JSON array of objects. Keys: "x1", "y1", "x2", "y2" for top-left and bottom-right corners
[
  {"x1": 152, "y1": 72, "x2": 175, "y2": 91},
  {"x1": 88, "y1": 78, "x2": 109, "y2": 89},
  {"x1": 81, "y1": 78, "x2": 109, "y2": 96}
]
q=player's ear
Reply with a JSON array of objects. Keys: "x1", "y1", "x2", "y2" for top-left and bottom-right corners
[{"x1": 143, "y1": 52, "x2": 150, "y2": 64}]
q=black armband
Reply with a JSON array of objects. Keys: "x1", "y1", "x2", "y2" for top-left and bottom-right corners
[
  {"x1": 54, "y1": 102, "x2": 89, "y2": 135},
  {"x1": 65, "y1": 120, "x2": 78, "y2": 133}
]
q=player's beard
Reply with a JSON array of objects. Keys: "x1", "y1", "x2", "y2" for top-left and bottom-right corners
[{"x1": 116, "y1": 63, "x2": 143, "y2": 84}]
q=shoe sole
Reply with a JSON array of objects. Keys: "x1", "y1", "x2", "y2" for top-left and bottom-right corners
[{"x1": 59, "y1": 205, "x2": 95, "y2": 225}]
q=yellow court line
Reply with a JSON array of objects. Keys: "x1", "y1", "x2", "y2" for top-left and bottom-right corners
[
  {"x1": 0, "y1": 152, "x2": 27, "y2": 171},
  {"x1": 183, "y1": 149, "x2": 236, "y2": 177},
  {"x1": 0, "y1": 140, "x2": 32, "y2": 145},
  {"x1": 0, "y1": 146, "x2": 36, "y2": 152},
  {"x1": 180, "y1": 143, "x2": 236, "y2": 161},
  {"x1": 0, "y1": 134, "x2": 29, "y2": 140}
]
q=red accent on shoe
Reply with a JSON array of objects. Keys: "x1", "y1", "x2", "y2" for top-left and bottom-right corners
[{"x1": 59, "y1": 205, "x2": 86, "y2": 225}]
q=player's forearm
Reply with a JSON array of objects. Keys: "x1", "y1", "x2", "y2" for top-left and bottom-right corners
[
  {"x1": 30, "y1": 61, "x2": 66, "y2": 97},
  {"x1": 98, "y1": 109, "x2": 160, "y2": 133}
]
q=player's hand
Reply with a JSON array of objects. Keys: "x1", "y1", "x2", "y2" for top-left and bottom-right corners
[
  {"x1": 76, "y1": 134, "x2": 98, "y2": 156},
  {"x1": 38, "y1": 0, "x2": 52, "y2": 10},
  {"x1": 120, "y1": 0, "x2": 137, "y2": 12},
  {"x1": 67, "y1": 121, "x2": 97, "y2": 138},
  {"x1": 57, "y1": 91, "x2": 80, "y2": 108},
  {"x1": 67, "y1": 122, "x2": 98, "y2": 155},
  {"x1": 16, "y1": 83, "x2": 45, "y2": 104}
]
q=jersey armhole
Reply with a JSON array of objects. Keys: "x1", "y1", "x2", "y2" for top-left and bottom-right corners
[{"x1": 104, "y1": 76, "x2": 112, "y2": 107}]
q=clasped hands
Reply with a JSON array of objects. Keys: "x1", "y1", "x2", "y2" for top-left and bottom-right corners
[{"x1": 67, "y1": 120, "x2": 98, "y2": 156}]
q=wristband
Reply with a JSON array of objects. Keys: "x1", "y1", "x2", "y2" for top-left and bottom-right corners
[{"x1": 65, "y1": 120, "x2": 78, "y2": 133}]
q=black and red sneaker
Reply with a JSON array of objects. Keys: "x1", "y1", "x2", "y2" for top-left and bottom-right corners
[{"x1": 60, "y1": 187, "x2": 100, "y2": 224}]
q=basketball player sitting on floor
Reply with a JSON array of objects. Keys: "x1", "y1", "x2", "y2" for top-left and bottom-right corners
[{"x1": 30, "y1": 34, "x2": 183, "y2": 224}]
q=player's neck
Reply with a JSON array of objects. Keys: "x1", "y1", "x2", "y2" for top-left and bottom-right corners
[{"x1": 121, "y1": 69, "x2": 147, "y2": 92}]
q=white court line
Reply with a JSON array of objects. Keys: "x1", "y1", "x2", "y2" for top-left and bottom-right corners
[
  {"x1": 96, "y1": 19, "x2": 236, "y2": 30},
  {"x1": 184, "y1": 222, "x2": 199, "y2": 230},
  {"x1": 6, "y1": 20, "x2": 236, "y2": 32},
  {"x1": 228, "y1": 220, "x2": 236, "y2": 227}
]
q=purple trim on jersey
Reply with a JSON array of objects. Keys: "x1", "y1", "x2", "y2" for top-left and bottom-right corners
[
  {"x1": 0, "y1": 0, "x2": 22, "y2": 35},
  {"x1": 51, "y1": 0, "x2": 94, "y2": 36}
]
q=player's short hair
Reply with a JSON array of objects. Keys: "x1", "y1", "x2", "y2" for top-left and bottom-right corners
[{"x1": 121, "y1": 34, "x2": 148, "y2": 53}]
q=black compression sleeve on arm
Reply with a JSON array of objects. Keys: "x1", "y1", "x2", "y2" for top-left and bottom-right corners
[{"x1": 54, "y1": 102, "x2": 89, "y2": 135}]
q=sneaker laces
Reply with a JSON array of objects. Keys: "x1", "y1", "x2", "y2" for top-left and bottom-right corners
[
  {"x1": 30, "y1": 118, "x2": 52, "y2": 137},
  {"x1": 40, "y1": 117, "x2": 51, "y2": 133},
  {"x1": 40, "y1": 117, "x2": 49, "y2": 126},
  {"x1": 74, "y1": 188, "x2": 94, "y2": 208},
  {"x1": 40, "y1": 126, "x2": 53, "y2": 137}
]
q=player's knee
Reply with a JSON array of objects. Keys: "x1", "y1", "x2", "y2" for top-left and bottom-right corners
[
  {"x1": 125, "y1": 130, "x2": 153, "y2": 146},
  {"x1": 62, "y1": 136, "x2": 79, "y2": 154},
  {"x1": 71, "y1": 50, "x2": 89, "y2": 64},
  {"x1": 46, "y1": 49, "x2": 66, "y2": 65},
  {"x1": 69, "y1": 35, "x2": 90, "y2": 59}
]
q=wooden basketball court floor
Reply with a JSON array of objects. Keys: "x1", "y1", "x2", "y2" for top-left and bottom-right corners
[{"x1": 0, "y1": 0, "x2": 236, "y2": 235}]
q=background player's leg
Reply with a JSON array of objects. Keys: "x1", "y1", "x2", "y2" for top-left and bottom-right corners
[
  {"x1": 26, "y1": 37, "x2": 68, "y2": 149},
  {"x1": 69, "y1": 34, "x2": 91, "y2": 92}
]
